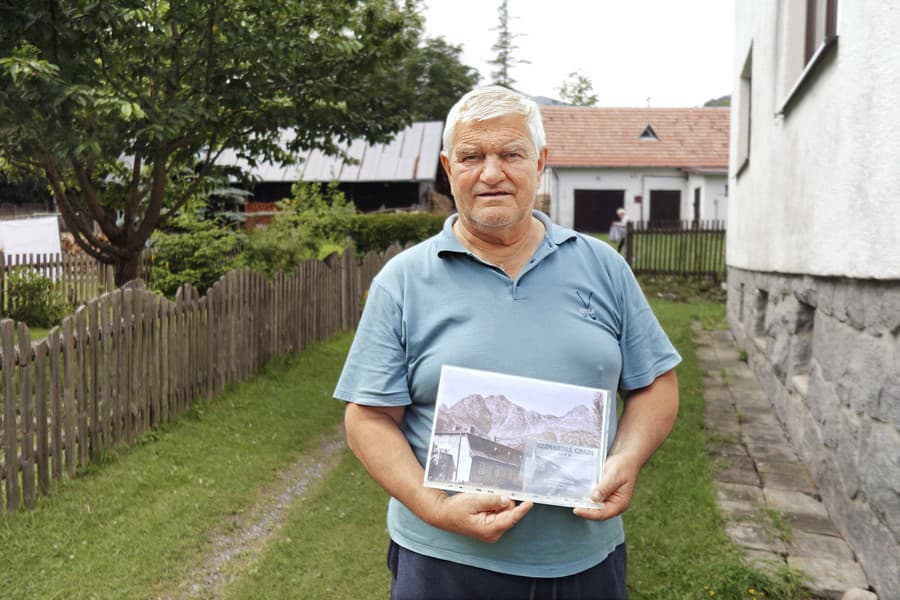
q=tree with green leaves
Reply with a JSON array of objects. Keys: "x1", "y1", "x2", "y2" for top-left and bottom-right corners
[
  {"x1": 405, "y1": 37, "x2": 480, "y2": 121},
  {"x1": 557, "y1": 71, "x2": 598, "y2": 107},
  {"x1": 0, "y1": 0, "x2": 421, "y2": 285},
  {"x1": 488, "y1": 0, "x2": 528, "y2": 88}
]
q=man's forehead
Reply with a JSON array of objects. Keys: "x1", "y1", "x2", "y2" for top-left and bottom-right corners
[{"x1": 452, "y1": 114, "x2": 531, "y2": 147}]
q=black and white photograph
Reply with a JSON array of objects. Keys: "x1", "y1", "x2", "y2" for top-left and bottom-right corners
[{"x1": 424, "y1": 365, "x2": 611, "y2": 508}]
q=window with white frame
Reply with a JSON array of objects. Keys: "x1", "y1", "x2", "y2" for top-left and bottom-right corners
[
  {"x1": 778, "y1": 0, "x2": 839, "y2": 112},
  {"x1": 736, "y1": 47, "x2": 752, "y2": 175}
]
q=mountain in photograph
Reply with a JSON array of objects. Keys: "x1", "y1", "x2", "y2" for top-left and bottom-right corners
[{"x1": 435, "y1": 393, "x2": 600, "y2": 451}]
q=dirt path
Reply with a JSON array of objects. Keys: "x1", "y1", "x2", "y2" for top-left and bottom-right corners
[{"x1": 157, "y1": 426, "x2": 346, "y2": 599}]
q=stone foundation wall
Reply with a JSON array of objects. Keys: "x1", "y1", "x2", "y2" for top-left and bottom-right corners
[{"x1": 726, "y1": 267, "x2": 900, "y2": 596}]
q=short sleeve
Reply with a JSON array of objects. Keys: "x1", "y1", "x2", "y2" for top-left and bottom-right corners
[
  {"x1": 333, "y1": 281, "x2": 412, "y2": 406},
  {"x1": 615, "y1": 264, "x2": 682, "y2": 391}
]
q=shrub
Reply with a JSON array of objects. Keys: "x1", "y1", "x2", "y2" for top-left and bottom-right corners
[
  {"x1": 282, "y1": 181, "x2": 358, "y2": 243},
  {"x1": 350, "y1": 212, "x2": 445, "y2": 254},
  {"x1": 4, "y1": 267, "x2": 68, "y2": 328},
  {"x1": 239, "y1": 182, "x2": 357, "y2": 276},
  {"x1": 239, "y1": 218, "x2": 317, "y2": 277},
  {"x1": 149, "y1": 212, "x2": 242, "y2": 297}
]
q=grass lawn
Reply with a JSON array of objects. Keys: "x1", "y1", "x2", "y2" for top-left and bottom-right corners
[
  {"x1": 0, "y1": 334, "x2": 352, "y2": 599},
  {"x1": 0, "y1": 296, "x2": 806, "y2": 599}
]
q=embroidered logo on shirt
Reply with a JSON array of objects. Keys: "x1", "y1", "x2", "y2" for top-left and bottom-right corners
[{"x1": 576, "y1": 290, "x2": 597, "y2": 320}]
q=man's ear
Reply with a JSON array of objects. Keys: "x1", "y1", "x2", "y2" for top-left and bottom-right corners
[
  {"x1": 440, "y1": 151, "x2": 452, "y2": 178},
  {"x1": 536, "y1": 147, "x2": 549, "y2": 184},
  {"x1": 537, "y1": 146, "x2": 548, "y2": 173}
]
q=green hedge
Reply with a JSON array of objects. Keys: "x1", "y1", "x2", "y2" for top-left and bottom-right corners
[{"x1": 350, "y1": 213, "x2": 446, "y2": 254}]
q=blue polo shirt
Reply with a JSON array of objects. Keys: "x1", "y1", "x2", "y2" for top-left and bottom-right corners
[{"x1": 334, "y1": 210, "x2": 681, "y2": 578}]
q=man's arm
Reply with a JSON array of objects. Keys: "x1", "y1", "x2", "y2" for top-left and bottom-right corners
[
  {"x1": 573, "y1": 368, "x2": 679, "y2": 521},
  {"x1": 344, "y1": 403, "x2": 533, "y2": 543}
]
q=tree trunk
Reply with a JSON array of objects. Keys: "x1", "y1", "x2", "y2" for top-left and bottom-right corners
[{"x1": 114, "y1": 250, "x2": 143, "y2": 287}]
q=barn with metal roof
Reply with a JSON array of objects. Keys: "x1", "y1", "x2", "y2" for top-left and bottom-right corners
[{"x1": 229, "y1": 121, "x2": 445, "y2": 215}]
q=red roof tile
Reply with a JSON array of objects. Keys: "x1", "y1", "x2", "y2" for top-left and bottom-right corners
[{"x1": 540, "y1": 106, "x2": 730, "y2": 169}]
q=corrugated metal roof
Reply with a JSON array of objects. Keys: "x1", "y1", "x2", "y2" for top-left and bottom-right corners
[
  {"x1": 541, "y1": 106, "x2": 730, "y2": 169},
  {"x1": 220, "y1": 122, "x2": 444, "y2": 184}
]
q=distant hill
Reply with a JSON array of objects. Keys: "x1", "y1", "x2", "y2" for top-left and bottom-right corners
[
  {"x1": 435, "y1": 393, "x2": 598, "y2": 451},
  {"x1": 703, "y1": 94, "x2": 731, "y2": 107}
]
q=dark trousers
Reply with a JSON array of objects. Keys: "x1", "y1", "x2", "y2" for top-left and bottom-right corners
[{"x1": 387, "y1": 540, "x2": 627, "y2": 600}]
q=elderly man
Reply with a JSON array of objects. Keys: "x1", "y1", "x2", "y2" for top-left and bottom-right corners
[{"x1": 334, "y1": 86, "x2": 680, "y2": 600}]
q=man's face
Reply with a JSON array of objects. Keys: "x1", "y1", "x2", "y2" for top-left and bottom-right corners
[{"x1": 440, "y1": 114, "x2": 547, "y2": 234}]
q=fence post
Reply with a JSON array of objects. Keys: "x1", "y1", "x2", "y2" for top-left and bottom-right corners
[
  {"x1": 0, "y1": 251, "x2": 5, "y2": 314},
  {"x1": 625, "y1": 222, "x2": 634, "y2": 266},
  {"x1": 2, "y1": 319, "x2": 20, "y2": 512}
]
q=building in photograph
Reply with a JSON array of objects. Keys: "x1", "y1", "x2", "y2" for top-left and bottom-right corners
[
  {"x1": 428, "y1": 429, "x2": 524, "y2": 490},
  {"x1": 539, "y1": 106, "x2": 730, "y2": 232},
  {"x1": 727, "y1": 2, "x2": 900, "y2": 594}
]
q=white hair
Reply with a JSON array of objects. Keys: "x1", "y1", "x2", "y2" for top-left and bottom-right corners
[{"x1": 442, "y1": 86, "x2": 546, "y2": 155}]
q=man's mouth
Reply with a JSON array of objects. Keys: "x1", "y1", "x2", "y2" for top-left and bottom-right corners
[{"x1": 476, "y1": 190, "x2": 513, "y2": 198}]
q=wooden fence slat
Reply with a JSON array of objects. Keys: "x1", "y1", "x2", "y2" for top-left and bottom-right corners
[
  {"x1": 1, "y1": 320, "x2": 18, "y2": 511},
  {"x1": 88, "y1": 299, "x2": 100, "y2": 454},
  {"x1": 18, "y1": 323, "x2": 36, "y2": 508},
  {"x1": 62, "y1": 316, "x2": 76, "y2": 478},
  {"x1": 121, "y1": 289, "x2": 134, "y2": 444},
  {"x1": 48, "y1": 326, "x2": 62, "y2": 481},
  {"x1": 75, "y1": 306, "x2": 89, "y2": 467},
  {"x1": 99, "y1": 293, "x2": 112, "y2": 449},
  {"x1": 35, "y1": 339, "x2": 50, "y2": 495},
  {"x1": 111, "y1": 290, "x2": 123, "y2": 447}
]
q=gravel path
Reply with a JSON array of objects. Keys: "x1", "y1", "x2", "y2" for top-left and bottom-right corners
[{"x1": 157, "y1": 426, "x2": 346, "y2": 599}]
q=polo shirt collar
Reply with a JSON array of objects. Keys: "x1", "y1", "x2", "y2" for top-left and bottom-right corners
[{"x1": 434, "y1": 210, "x2": 578, "y2": 258}]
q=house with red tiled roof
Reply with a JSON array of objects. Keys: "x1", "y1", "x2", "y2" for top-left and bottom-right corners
[{"x1": 538, "y1": 106, "x2": 730, "y2": 231}]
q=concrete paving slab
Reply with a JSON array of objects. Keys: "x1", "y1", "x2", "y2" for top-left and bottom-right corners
[
  {"x1": 716, "y1": 481, "x2": 764, "y2": 504},
  {"x1": 742, "y1": 548, "x2": 786, "y2": 576},
  {"x1": 707, "y1": 442, "x2": 748, "y2": 457},
  {"x1": 761, "y1": 472, "x2": 816, "y2": 497},
  {"x1": 725, "y1": 520, "x2": 788, "y2": 554},
  {"x1": 709, "y1": 421, "x2": 742, "y2": 437},
  {"x1": 840, "y1": 589, "x2": 878, "y2": 600},
  {"x1": 788, "y1": 530, "x2": 856, "y2": 562},
  {"x1": 717, "y1": 499, "x2": 761, "y2": 520},
  {"x1": 787, "y1": 556, "x2": 869, "y2": 598},
  {"x1": 763, "y1": 488, "x2": 825, "y2": 515},
  {"x1": 705, "y1": 405, "x2": 738, "y2": 422},
  {"x1": 745, "y1": 442, "x2": 798, "y2": 462},
  {"x1": 758, "y1": 463, "x2": 818, "y2": 494},
  {"x1": 739, "y1": 422, "x2": 790, "y2": 442},
  {"x1": 717, "y1": 466, "x2": 762, "y2": 486},
  {"x1": 704, "y1": 387, "x2": 735, "y2": 404}
]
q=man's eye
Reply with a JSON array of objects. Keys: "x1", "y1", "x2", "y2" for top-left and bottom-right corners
[{"x1": 461, "y1": 155, "x2": 480, "y2": 162}]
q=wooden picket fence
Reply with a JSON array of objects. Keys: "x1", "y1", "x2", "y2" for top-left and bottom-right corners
[
  {"x1": 0, "y1": 246, "x2": 398, "y2": 513},
  {"x1": 0, "y1": 252, "x2": 117, "y2": 313},
  {"x1": 624, "y1": 220, "x2": 726, "y2": 281}
]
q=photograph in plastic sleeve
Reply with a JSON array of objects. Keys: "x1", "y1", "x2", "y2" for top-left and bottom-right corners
[{"x1": 424, "y1": 365, "x2": 612, "y2": 509}]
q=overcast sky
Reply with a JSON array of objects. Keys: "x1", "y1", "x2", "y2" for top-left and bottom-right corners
[{"x1": 420, "y1": 0, "x2": 735, "y2": 107}]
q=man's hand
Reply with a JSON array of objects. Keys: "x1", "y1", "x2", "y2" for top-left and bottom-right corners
[
  {"x1": 345, "y1": 403, "x2": 533, "y2": 543},
  {"x1": 572, "y1": 453, "x2": 639, "y2": 521},
  {"x1": 429, "y1": 493, "x2": 534, "y2": 543}
]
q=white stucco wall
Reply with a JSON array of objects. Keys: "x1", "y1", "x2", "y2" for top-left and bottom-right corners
[
  {"x1": 687, "y1": 173, "x2": 729, "y2": 223},
  {"x1": 547, "y1": 168, "x2": 727, "y2": 228},
  {"x1": 728, "y1": 1, "x2": 900, "y2": 279}
]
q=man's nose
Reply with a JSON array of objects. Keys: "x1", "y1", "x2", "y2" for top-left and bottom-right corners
[{"x1": 480, "y1": 155, "x2": 506, "y2": 184}]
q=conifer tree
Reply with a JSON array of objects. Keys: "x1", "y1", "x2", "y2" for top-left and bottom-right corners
[{"x1": 488, "y1": 0, "x2": 528, "y2": 88}]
